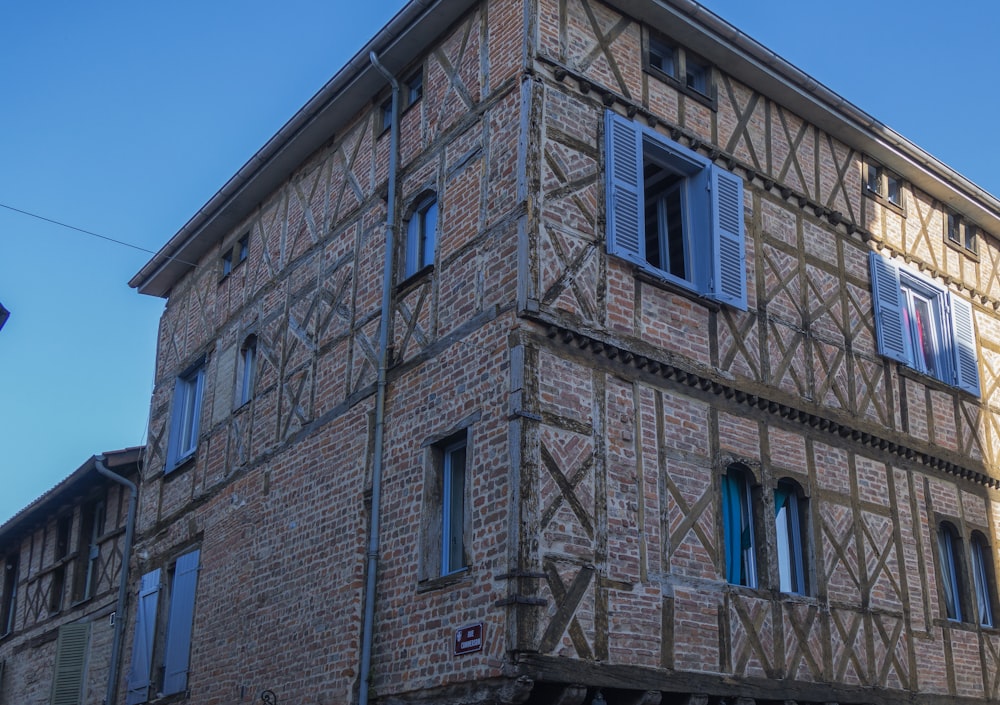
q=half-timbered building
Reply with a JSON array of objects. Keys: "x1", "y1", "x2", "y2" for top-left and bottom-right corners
[
  {"x1": 0, "y1": 448, "x2": 142, "y2": 705},
  {"x1": 125, "y1": 1, "x2": 1000, "y2": 704}
]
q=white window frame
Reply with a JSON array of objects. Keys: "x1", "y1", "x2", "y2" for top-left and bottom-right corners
[
  {"x1": 775, "y1": 480, "x2": 808, "y2": 595},
  {"x1": 605, "y1": 110, "x2": 746, "y2": 310},
  {"x1": 166, "y1": 361, "x2": 205, "y2": 472},
  {"x1": 441, "y1": 439, "x2": 468, "y2": 576}
]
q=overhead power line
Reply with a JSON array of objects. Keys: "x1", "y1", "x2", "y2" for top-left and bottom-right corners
[{"x1": 0, "y1": 202, "x2": 200, "y2": 268}]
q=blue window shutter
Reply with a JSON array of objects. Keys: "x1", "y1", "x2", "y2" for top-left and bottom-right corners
[
  {"x1": 162, "y1": 549, "x2": 200, "y2": 696},
  {"x1": 605, "y1": 111, "x2": 644, "y2": 264},
  {"x1": 869, "y1": 252, "x2": 912, "y2": 364},
  {"x1": 949, "y1": 292, "x2": 981, "y2": 396},
  {"x1": 166, "y1": 377, "x2": 185, "y2": 469},
  {"x1": 709, "y1": 166, "x2": 747, "y2": 310},
  {"x1": 125, "y1": 569, "x2": 161, "y2": 705}
]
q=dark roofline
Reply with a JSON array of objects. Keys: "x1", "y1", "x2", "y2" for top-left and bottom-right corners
[
  {"x1": 0, "y1": 302, "x2": 9, "y2": 332},
  {"x1": 0, "y1": 447, "x2": 143, "y2": 549}
]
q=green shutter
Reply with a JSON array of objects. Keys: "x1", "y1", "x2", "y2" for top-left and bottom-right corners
[{"x1": 50, "y1": 623, "x2": 91, "y2": 705}]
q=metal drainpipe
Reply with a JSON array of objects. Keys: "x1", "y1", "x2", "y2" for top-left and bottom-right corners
[
  {"x1": 94, "y1": 454, "x2": 138, "y2": 705},
  {"x1": 359, "y1": 50, "x2": 399, "y2": 705}
]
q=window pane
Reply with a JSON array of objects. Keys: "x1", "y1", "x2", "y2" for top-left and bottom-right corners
[
  {"x1": 973, "y1": 537, "x2": 994, "y2": 627},
  {"x1": 648, "y1": 37, "x2": 675, "y2": 77},
  {"x1": 866, "y1": 164, "x2": 881, "y2": 194},
  {"x1": 421, "y1": 200, "x2": 438, "y2": 270},
  {"x1": 443, "y1": 442, "x2": 467, "y2": 575},
  {"x1": 938, "y1": 525, "x2": 962, "y2": 621},
  {"x1": 686, "y1": 59, "x2": 709, "y2": 94},
  {"x1": 886, "y1": 174, "x2": 901, "y2": 205}
]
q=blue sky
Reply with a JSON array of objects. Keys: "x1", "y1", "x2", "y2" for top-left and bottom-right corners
[{"x1": 1, "y1": 1, "x2": 997, "y2": 524}]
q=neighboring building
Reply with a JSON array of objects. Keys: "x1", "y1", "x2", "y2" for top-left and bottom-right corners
[
  {"x1": 0, "y1": 448, "x2": 142, "y2": 705},
  {"x1": 0, "y1": 302, "x2": 9, "y2": 333},
  {"x1": 126, "y1": 1, "x2": 1000, "y2": 705}
]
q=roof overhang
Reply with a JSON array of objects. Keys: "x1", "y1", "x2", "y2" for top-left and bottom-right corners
[
  {"x1": 130, "y1": 0, "x2": 479, "y2": 298},
  {"x1": 0, "y1": 447, "x2": 143, "y2": 549}
]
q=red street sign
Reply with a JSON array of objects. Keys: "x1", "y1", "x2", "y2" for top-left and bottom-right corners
[{"x1": 454, "y1": 623, "x2": 484, "y2": 655}]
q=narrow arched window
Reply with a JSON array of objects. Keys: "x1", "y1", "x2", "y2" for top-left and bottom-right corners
[
  {"x1": 236, "y1": 334, "x2": 257, "y2": 407},
  {"x1": 404, "y1": 194, "x2": 438, "y2": 278},
  {"x1": 775, "y1": 479, "x2": 808, "y2": 595},
  {"x1": 721, "y1": 464, "x2": 757, "y2": 588},
  {"x1": 971, "y1": 532, "x2": 995, "y2": 627},
  {"x1": 938, "y1": 521, "x2": 966, "y2": 622}
]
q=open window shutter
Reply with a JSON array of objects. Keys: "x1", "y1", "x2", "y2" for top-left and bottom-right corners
[
  {"x1": 49, "y1": 623, "x2": 90, "y2": 705},
  {"x1": 949, "y1": 292, "x2": 981, "y2": 396},
  {"x1": 125, "y1": 569, "x2": 160, "y2": 705},
  {"x1": 868, "y1": 252, "x2": 912, "y2": 364},
  {"x1": 162, "y1": 549, "x2": 200, "y2": 696},
  {"x1": 709, "y1": 166, "x2": 747, "y2": 310},
  {"x1": 604, "y1": 111, "x2": 644, "y2": 264}
]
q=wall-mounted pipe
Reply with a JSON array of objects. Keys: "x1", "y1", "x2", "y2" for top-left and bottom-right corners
[
  {"x1": 95, "y1": 454, "x2": 138, "y2": 705},
  {"x1": 359, "y1": 49, "x2": 400, "y2": 705}
]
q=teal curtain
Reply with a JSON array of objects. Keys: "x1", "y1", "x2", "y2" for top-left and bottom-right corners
[
  {"x1": 774, "y1": 486, "x2": 790, "y2": 517},
  {"x1": 722, "y1": 473, "x2": 742, "y2": 584}
]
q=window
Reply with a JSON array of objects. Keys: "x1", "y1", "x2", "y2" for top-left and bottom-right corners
[
  {"x1": 73, "y1": 500, "x2": 105, "y2": 602},
  {"x1": 721, "y1": 464, "x2": 757, "y2": 588},
  {"x1": 863, "y1": 159, "x2": 904, "y2": 210},
  {"x1": 947, "y1": 212, "x2": 978, "y2": 254},
  {"x1": 237, "y1": 233, "x2": 249, "y2": 263},
  {"x1": 971, "y1": 532, "x2": 995, "y2": 627},
  {"x1": 380, "y1": 98, "x2": 393, "y2": 132},
  {"x1": 775, "y1": 480, "x2": 808, "y2": 595},
  {"x1": 1, "y1": 553, "x2": 18, "y2": 636},
  {"x1": 441, "y1": 439, "x2": 468, "y2": 575},
  {"x1": 50, "y1": 622, "x2": 91, "y2": 705},
  {"x1": 420, "y1": 432, "x2": 471, "y2": 582},
  {"x1": 645, "y1": 32, "x2": 715, "y2": 104},
  {"x1": 406, "y1": 70, "x2": 423, "y2": 106},
  {"x1": 126, "y1": 549, "x2": 201, "y2": 705},
  {"x1": 220, "y1": 234, "x2": 250, "y2": 280},
  {"x1": 235, "y1": 335, "x2": 257, "y2": 407},
  {"x1": 605, "y1": 110, "x2": 746, "y2": 310},
  {"x1": 938, "y1": 522, "x2": 966, "y2": 622},
  {"x1": 166, "y1": 360, "x2": 206, "y2": 471},
  {"x1": 869, "y1": 252, "x2": 980, "y2": 395},
  {"x1": 50, "y1": 515, "x2": 72, "y2": 613},
  {"x1": 404, "y1": 194, "x2": 438, "y2": 278}
]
